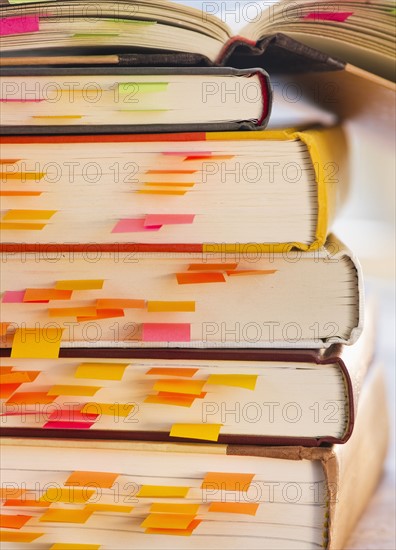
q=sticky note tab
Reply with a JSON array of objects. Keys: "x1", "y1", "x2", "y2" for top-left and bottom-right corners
[
  {"x1": 137, "y1": 486, "x2": 189, "y2": 498},
  {"x1": 142, "y1": 323, "x2": 190, "y2": 342},
  {"x1": 0, "y1": 171, "x2": 44, "y2": 180},
  {"x1": 65, "y1": 471, "x2": 118, "y2": 489},
  {"x1": 201, "y1": 473, "x2": 254, "y2": 492},
  {"x1": 0, "y1": 383, "x2": 21, "y2": 399},
  {"x1": 0, "y1": 222, "x2": 46, "y2": 230},
  {"x1": 118, "y1": 82, "x2": 168, "y2": 94},
  {"x1": 81, "y1": 402, "x2": 134, "y2": 417},
  {"x1": 0, "y1": 514, "x2": 32, "y2": 529},
  {"x1": 150, "y1": 503, "x2": 200, "y2": 515},
  {"x1": 304, "y1": 11, "x2": 353, "y2": 22},
  {"x1": 176, "y1": 272, "x2": 225, "y2": 284},
  {"x1": 40, "y1": 488, "x2": 95, "y2": 504},
  {"x1": 206, "y1": 374, "x2": 258, "y2": 390},
  {"x1": 226, "y1": 269, "x2": 277, "y2": 276},
  {"x1": 39, "y1": 508, "x2": 93, "y2": 523},
  {"x1": 146, "y1": 367, "x2": 198, "y2": 377},
  {"x1": 24, "y1": 289, "x2": 73, "y2": 301},
  {"x1": 85, "y1": 504, "x2": 133, "y2": 514},
  {"x1": 77, "y1": 309, "x2": 125, "y2": 322},
  {"x1": 0, "y1": 371, "x2": 32, "y2": 384},
  {"x1": 49, "y1": 307, "x2": 98, "y2": 318},
  {"x1": 153, "y1": 379, "x2": 205, "y2": 396},
  {"x1": 188, "y1": 263, "x2": 238, "y2": 271},
  {"x1": 50, "y1": 544, "x2": 101, "y2": 550},
  {"x1": 137, "y1": 189, "x2": 187, "y2": 196},
  {"x1": 3, "y1": 499, "x2": 50, "y2": 508},
  {"x1": 43, "y1": 420, "x2": 96, "y2": 430},
  {"x1": 75, "y1": 362, "x2": 129, "y2": 381},
  {"x1": 96, "y1": 298, "x2": 145, "y2": 309},
  {"x1": 208, "y1": 502, "x2": 259, "y2": 515},
  {"x1": 170, "y1": 423, "x2": 222, "y2": 442},
  {"x1": 55, "y1": 280, "x2": 104, "y2": 290},
  {"x1": 0, "y1": 15, "x2": 40, "y2": 37},
  {"x1": 11, "y1": 327, "x2": 63, "y2": 359},
  {"x1": 6, "y1": 391, "x2": 56, "y2": 405},
  {"x1": 47, "y1": 385, "x2": 100, "y2": 397},
  {"x1": 3, "y1": 209, "x2": 56, "y2": 220},
  {"x1": 144, "y1": 394, "x2": 196, "y2": 407},
  {"x1": 147, "y1": 301, "x2": 195, "y2": 312},
  {"x1": 0, "y1": 488, "x2": 26, "y2": 500},
  {"x1": 2, "y1": 290, "x2": 27, "y2": 303},
  {"x1": 0, "y1": 322, "x2": 10, "y2": 336},
  {"x1": 144, "y1": 521, "x2": 201, "y2": 536},
  {"x1": 0, "y1": 531, "x2": 43, "y2": 542},
  {"x1": 144, "y1": 214, "x2": 195, "y2": 226},
  {"x1": 112, "y1": 218, "x2": 161, "y2": 233},
  {"x1": 144, "y1": 182, "x2": 195, "y2": 187},
  {"x1": 147, "y1": 169, "x2": 197, "y2": 175},
  {"x1": 0, "y1": 190, "x2": 42, "y2": 196},
  {"x1": 141, "y1": 513, "x2": 196, "y2": 530}
]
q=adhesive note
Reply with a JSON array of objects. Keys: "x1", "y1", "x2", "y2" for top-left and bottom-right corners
[
  {"x1": 170, "y1": 423, "x2": 222, "y2": 442},
  {"x1": 11, "y1": 328, "x2": 64, "y2": 359},
  {"x1": 77, "y1": 309, "x2": 125, "y2": 322},
  {"x1": 0, "y1": 191, "x2": 42, "y2": 196},
  {"x1": 145, "y1": 519, "x2": 201, "y2": 536},
  {"x1": 49, "y1": 307, "x2": 97, "y2": 318},
  {"x1": 206, "y1": 374, "x2": 258, "y2": 391},
  {"x1": 144, "y1": 394, "x2": 195, "y2": 407},
  {"x1": 154, "y1": 379, "x2": 205, "y2": 396},
  {"x1": 146, "y1": 367, "x2": 198, "y2": 377},
  {"x1": 201, "y1": 473, "x2": 254, "y2": 492},
  {"x1": 146, "y1": 170, "x2": 197, "y2": 175},
  {"x1": 304, "y1": 11, "x2": 353, "y2": 22},
  {"x1": 188, "y1": 263, "x2": 238, "y2": 271},
  {"x1": 0, "y1": 159, "x2": 20, "y2": 164},
  {"x1": 144, "y1": 182, "x2": 195, "y2": 187},
  {"x1": 0, "y1": 222, "x2": 46, "y2": 230},
  {"x1": 32, "y1": 115, "x2": 83, "y2": 119},
  {"x1": 141, "y1": 513, "x2": 196, "y2": 530},
  {"x1": 0, "y1": 322, "x2": 10, "y2": 336},
  {"x1": 75, "y1": 362, "x2": 129, "y2": 381},
  {"x1": 39, "y1": 508, "x2": 93, "y2": 523},
  {"x1": 81, "y1": 402, "x2": 134, "y2": 417},
  {"x1": 50, "y1": 545, "x2": 101, "y2": 550},
  {"x1": 176, "y1": 272, "x2": 225, "y2": 284},
  {"x1": 43, "y1": 420, "x2": 96, "y2": 430},
  {"x1": 138, "y1": 190, "x2": 187, "y2": 196},
  {"x1": 0, "y1": 371, "x2": 32, "y2": 384},
  {"x1": 0, "y1": 366, "x2": 13, "y2": 373},
  {"x1": 144, "y1": 214, "x2": 195, "y2": 226},
  {"x1": 55, "y1": 280, "x2": 104, "y2": 290},
  {"x1": 208, "y1": 502, "x2": 259, "y2": 515},
  {"x1": 2, "y1": 290, "x2": 26, "y2": 303},
  {"x1": 186, "y1": 155, "x2": 234, "y2": 161},
  {"x1": 150, "y1": 503, "x2": 200, "y2": 515},
  {"x1": 0, "y1": 15, "x2": 40, "y2": 36},
  {"x1": 3, "y1": 499, "x2": 50, "y2": 508},
  {"x1": 159, "y1": 391, "x2": 206, "y2": 399},
  {"x1": 47, "y1": 385, "x2": 100, "y2": 397},
  {"x1": 0, "y1": 514, "x2": 32, "y2": 529},
  {"x1": 0, "y1": 531, "x2": 43, "y2": 542},
  {"x1": 2, "y1": 209, "x2": 56, "y2": 220},
  {"x1": 47, "y1": 410, "x2": 99, "y2": 422},
  {"x1": 24, "y1": 289, "x2": 73, "y2": 301},
  {"x1": 96, "y1": 298, "x2": 145, "y2": 309},
  {"x1": 118, "y1": 82, "x2": 168, "y2": 94},
  {"x1": 147, "y1": 301, "x2": 195, "y2": 312},
  {"x1": 0, "y1": 171, "x2": 44, "y2": 180},
  {"x1": 65, "y1": 471, "x2": 118, "y2": 489},
  {"x1": 0, "y1": 383, "x2": 21, "y2": 399},
  {"x1": 85, "y1": 503, "x2": 133, "y2": 513},
  {"x1": 0, "y1": 488, "x2": 26, "y2": 499},
  {"x1": 226, "y1": 269, "x2": 277, "y2": 276},
  {"x1": 137, "y1": 486, "x2": 189, "y2": 498},
  {"x1": 40, "y1": 488, "x2": 95, "y2": 504},
  {"x1": 6, "y1": 392, "x2": 57, "y2": 405},
  {"x1": 112, "y1": 218, "x2": 162, "y2": 233},
  {"x1": 142, "y1": 323, "x2": 190, "y2": 342}
]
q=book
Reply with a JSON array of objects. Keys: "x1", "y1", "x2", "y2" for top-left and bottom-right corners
[
  {"x1": 0, "y1": 235, "x2": 363, "y2": 350},
  {"x1": 0, "y1": 126, "x2": 347, "y2": 251},
  {"x1": 0, "y1": 359, "x2": 388, "y2": 549},
  {"x1": 0, "y1": 67, "x2": 271, "y2": 133},
  {"x1": 0, "y1": 0, "x2": 394, "y2": 81},
  {"x1": 0, "y1": 302, "x2": 375, "y2": 445}
]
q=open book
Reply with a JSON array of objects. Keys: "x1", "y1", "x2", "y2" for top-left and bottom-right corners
[{"x1": 0, "y1": 0, "x2": 394, "y2": 80}]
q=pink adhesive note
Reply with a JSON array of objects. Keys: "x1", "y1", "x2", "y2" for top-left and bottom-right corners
[
  {"x1": 112, "y1": 218, "x2": 162, "y2": 233},
  {"x1": 42, "y1": 421, "x2": 96, "y2": 430},
  {"x1": 144, "y1": 214, "x2": 195, "y2": 227},
  {"x1": 142, "y1": 323, "x2": 191, "y2": 342},
  {"x1": 304, "y1": 12, "x2": 353, "y2": 22},
  {"x1": 2, "y1": 290, "x2": 26, "y2": 303},
  {"x1": 47, "y1": 410, "x2": 99, "y2": 422},
  {"x1": 0, "y1": 16, "x2": 40, "y2": 37}
]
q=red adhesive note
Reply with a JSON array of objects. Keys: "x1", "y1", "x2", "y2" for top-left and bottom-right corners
[
  {"x1": 142, "y1": 323, "x2": 190, "y2": 342},
  {"x1": 0, "y1": 15, "x2": 40, "y2": 37},
  {"x1": 3, "y1": 500, "x2": 50, "y2": 508},
  {"x1": 0, "y1": 514, "x2": 32, "y2": 529},
  {"x1": 144, "y1": 214, "x2": 195, "y2": 226},
  {"x1": 2, "y1": 290, "x2": 26, "y2": 303},
  {"x1": 304, "y1": 11, "x2": 353, "y2": 22},
  {"x1": 43, "y1": 421, "x2": 96, "y2": 430},
  {"x1": 112, "y1": 218, "x2": 162, "y2": 233},
  {"x1": 176, "y1": 272, "x2": 225, "y2": 284}
]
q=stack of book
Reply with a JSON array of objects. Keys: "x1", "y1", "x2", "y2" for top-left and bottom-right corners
[{"x1": 1, "y1": 1, "x2": 393, "y2": 548}]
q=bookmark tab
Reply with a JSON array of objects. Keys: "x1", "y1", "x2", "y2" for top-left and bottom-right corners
[
  {"x1": 0, "y1": 514, "x2": 32, "y2": 529},
  {"x1": 153, "y1": 379, "x2": 205, "y2": 396},
  {"x1": 147, "y1": 301, "x2": 195, "y2": 312},
  {"x1": 50, "y1": 544, "x2": 101, "y2": 550},
  {"x1": 226, "y1": 269, "x2": 277, "y2": 277},
  {"x1": 0, "y1": 531, "x2": 43, "y2": 542},
  {"x1": 208, "y1": 502, "x2": 259, "y2": 515},
  {"x1": 112, "y1": 218, "x2": 161, "y2": 233},
  {"x1": 137, "y1": 486, "x2": 189, "y2": 498},
  {"x1": 0, "y1": 222, "x2": 46, "y2": 230},
  {"x1": 65, "y1": 471, "x2": 118, "y2": 489},
  {"x1": 170, "y1": 423, "x2": 222, "y2": 442},
  {"x1": 43, "y1": 420, "x2": 96, "y2": 430},
  {"x1": 3, "y1": 499, "x2": 50, "y2": 508},
  {"x1": 206, "y1": 374, "x2": 258, "y2": 390},
  {"x1": 77, "y1": 309, "x2": 124, "y2": 322},
  {"x1": 146, "y1": 367, "x2": 198, "y2": 377},
  {"x1": 176, "y1": 272, "x2": 225, "y2": 284},
  {"x1": 6, "y1": 391, "x2": 56, "y2": 405},
  {"x1": 0, "y1": 371, "x2": 32, "y2": 384},
  {"x1": 0, "y1": 322, "x2": 10, "y2": 336},
  {"x1": 142, "y1": 323, "x2": 190, "y2": 342},
  {"x1": 11, "y1": 327, "x2": 63, "y2": 358},
  {"x1": 55, "y1": 280, "x2": 104, "y2": 290},
  {"x1": 144, "y1": 394, "x2": 196, "y2": 407},
  {"x1": 49, "y1": 307, "x2": 98, "y2": 318},
  {"x1": 39, "y1": 508, "x2": 93, "y2": 523},
  {"x1": 0, "y1": 15, "x2": 40, "y2": 36},
  {"x1": 47, "y1": 385, "x2": 100, "y2": 397},
  {"x1": 75, "y1": 362, "x2": 129, "y2": 381},
  {"x1": 96, "y1": 298, "x2": 145, "y2": 309},
  {"x1": 0, "y1": 191, "x2": 42, "y2": 196},
  {"x1": 141, "y1": 513, "x2": 196, "y2": 530},
  {"x1": 304, "y1": 11, "x2": 353, "y2": 22},
  {"x1": 2, "y1": 209, "x2": 56, "y2": 220},
  {"x1": 145, "y1": 519, "x2": 201, "y2": 536},
  {"x1": 202, "y1": 473, "x2": 254, "y2": 492},
  {"x1": 144, "y1": 214, "x2": 195, "y2": 226},
  {"x1": 2, "y1": 290, "x2": 26, "y2": 303},
  {"x1": 24, "y1": 289, "x2": 73, "y2": 302}
]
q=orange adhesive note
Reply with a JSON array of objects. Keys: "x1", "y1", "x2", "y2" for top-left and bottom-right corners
[
  {"x1": 147, "y1": 301, "x2": 195, "y2": 312},
  {"x1": 208, "y1": 502, "x2": 259, "y2": 515},
  {"x1": 11, "y1": 327, "x2": 63, "y2": 359},
  {"x1": 144, "y1": 394, "x2": 196, "y2": 407},
  {"x1": 0, "y1": 222, "x2": 46, "y2": 230},
  {"x1": 141, "y1": 513, "x2": 196, "y2": 530},
  {"x1": 153, "y1": 379, "x2": 205, "y2": 396},
  {"x1": 6, "y1": 392, "x2": 57, "y2": 405},
  {"x1": 39, "y1": 508, "x2": 92, "y2": 523},
  {"x1": 137, "y1": 486, "x2": 189, "y2": 498},
  {"x1": 176, "y1": 272, "x2": 225, "y2": 284},
  {"x1": 0, "y1": 371, "x2": 31, "y2": 384},
  {"x1": 65, "y1": 471, "x2": 118, "y2": 489},
  {"x1": 137, "y1": 190, "x2": 187, "y2": 196},
  {"x1": 23, "y1": 289, "x2": 73, "y2": 302},
  {"x1": 50, "y1": 545, "x2": 101, "y2": 550},
  {"x1": 0, "y1": 488, "x2": 26, "y2": 500},
  {"x1": 75, "y1": 362, "x2": 129, "y2": 381},
  {"x1": 2, "y1": 209, "x2": 56, "y2": 220},
  {"x1": 0, "y1": 531, "x2": 44, "y2": 542},
  {"x1": 55, "y1": 280, "x2": 104, "y2": 290},
  {"x1": 96, "y1": 298, "x2": 145, "y2": 309},
  {"x1": 3, "y1": 500, "x2": 50, "y2": 508},
  {"x1": 144, "y1": 182, "x2": 195, "y2": 187},
  {"x1": 226, "y1": 270, "x2": 277, "y2": 276},
  {"x1": 146, "y1": 367, "x2": 198, "y2": 377},
  {"x1": 0, "y1": 383, "x2": 21, "y2": 399},
  {"x1": 47, "y1": 385, "x2": 100, "y2": 397},
  {"x1": 145, "y1": 519, "x2": 201, "y2": 536},
  {"x1": 188, "y1": 264, "x2": 238, "y2": 271},
  {"x1": 77, "y1": 309, "x2": 125, "y2": 322},
  {"x1": 0, "y1": 191, "x2": 42, "y2": 196},
  {"x1": 0, "y1": 322, "x2": 10, "y2": 336},
  {"x1": 49, "y1": 307, "x2": 98, "y2": 317},
  {"x1": 170, "y1": 423, "x2": 222, "y2": 442},
  {"x1": 0, "y1": 514, "x2": 32, "y2": 529},
  {"x1": 201, "y1": 473, "x2": 254, "y2": 492}
]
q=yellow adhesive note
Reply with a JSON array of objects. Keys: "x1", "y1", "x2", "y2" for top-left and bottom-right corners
[
  {"x1": 153, "y1": 379, "x2": 205, "y2": 396},
  {"x1": 75, "y1": 362, "x2": 129, "y2": 381},
  {"x1": 137, "y1": 486, "x2": 189, "y2": 498},
  {"x1": 170, "y1": 423, "x2": 222, "y2": 442},
  {"x1": 150, "y1": 503, "x2": 199, "y2": 515},
  {"x1": 49, "y1": 307, "x2": 98, "y2": 318},
  {"x1": 85, "y1": 503, "x2": 133, "y2": 513},
  {"x1": 0, "y1": 531, "x2": 44, "y2": 542},
  {"x1": 147, "y1": 301, "x2": 195, "y2": 312},
  {"x1": 50, "y1": 544, "x2": 101, "y2": 550},
  {"x1": 145, "y1": 519, "x2": 201, "y2": 536},
  {"x1": 40, "y1": 487, "x2": 95, "y2": 504},
  {"x1": 65, "y1": 471, "x2": 118, "y2": 489},
  {"x1": 81, "y1": 402, "x2": 134, "y2": 417},
  {"x1": 55, "y1": 280, "x2": 104, "y2": 290},
  {"x1": 11, "y1": 328, "x2": 63, "y2": 359},
  {"x1": 2, "y1": 209, "x2": 56, "y2": 220},
  {"x1": 39, "y1": 508, "x2": 92, "y2": 523},
  {"x1": 47, "y1": 385, "x2": 100, "y2": 397},
  {"x1": 144, "y1": 394, "x2": 195, "y2": 407},
  {"x1": 0, "y1": 222, "x2": 46, "y2": 230},
  {"x1": 118, "y1": 82, "x2": 168, "y2": 94},
  {"x1": 141, "y1": 513, "x2": 196, "y2": 530},
  {"x1": 206, "y1": 374, "x2": 258, "y2": 391}
]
